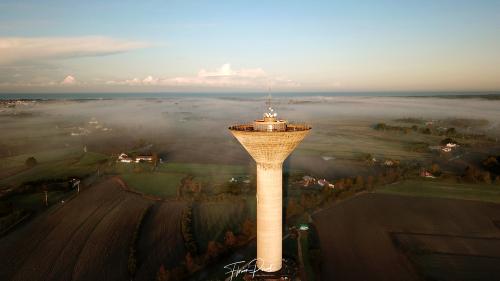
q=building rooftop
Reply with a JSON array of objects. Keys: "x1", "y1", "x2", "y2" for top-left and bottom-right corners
[{"x1": 229, "y1": 105, "x2": 310, "y2": 132}]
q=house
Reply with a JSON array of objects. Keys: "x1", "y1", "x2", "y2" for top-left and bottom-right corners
[
  {"x1": 441, "y1": 147, "x2": 452, "y2": 152},
  {"x1": 384, "y1": 160, "x2": 394, "y2": 166},
  {"x1": 317, "y1": 179, "x2": 328, "y2": 187},
  {"x1": 118, "y1": 153, "x2": 133, "y2": 163},
  {"x1": 317, "y1": 178, "x2": 334, "y2": 189},
  {"x1": 445, "y1": 143, "x2": 457, "y2": 148},
  {"x1": 420, "y1": 170, "x2": 436, "y2": 178},
  {"x1": 302, "y1": 176, "x2": 316, "y2": 187},
  {"x1": 135, "y1": 155, "x2": 153, "y2": 163},
  {"x1": 229, "y1": 177, "x2": 238, "y2": 183},
  {"x1": 298, "y1": 224, "x2": 309, "y2": 231}
]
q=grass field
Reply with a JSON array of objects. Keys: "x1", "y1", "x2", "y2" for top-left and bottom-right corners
[
  {"x1": 112, "y1": 162, "x2": 250, "y2": 198},
  {"x1": 120, "y1": 173, "x2": 185, "y2": 198},
  {"x1": 0, "y1": 147, "x2": 81, "y2": 170},
  {"x1": 376, "y1": 179, "x2": 500, "y2": 203},
  {"x1": 156, "y1": 162, "x2": 248, "y2": 183},
  {"x1": 0, "y1": 151, "x2": 108, "y2": 189},
  {"x1": 298, "y1": 120, "x2": 440, "y2": 161}
]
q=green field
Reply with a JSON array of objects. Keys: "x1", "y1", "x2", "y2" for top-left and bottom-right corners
[
  {"x1": 0, "y1": 151, "x2": 109, "y2": 188},
  {"x1": 112, "y1": 162, "x2": 249, "y2": 198},
  {"x1": 0, "y1": 147, "x2": 81, "y2": 170},
  {"x1": 120, "y1": 173, "x2": 185, "y2": 198},
  {"x1": 299, "y1": 121, "x2": 441, "y2": 161},
  {"x1": 376, "y1": 179, "x2": 500, "y2": 203},
  {"x1": 156, "y1": 162, "x2": 248, "y2": 183}
]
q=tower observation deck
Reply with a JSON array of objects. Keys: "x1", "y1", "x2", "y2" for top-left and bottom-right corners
[{"x1": 229, "y1": 105, "x2": 310, "y2": 272}]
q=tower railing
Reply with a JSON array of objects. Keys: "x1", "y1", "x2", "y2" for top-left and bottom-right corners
[{"x1": 229, "y1": 123, "x2": 311, "y2": 132}]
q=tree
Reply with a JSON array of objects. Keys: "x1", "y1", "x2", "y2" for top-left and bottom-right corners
[
  {"x1": 224, "y1": 231, "x2": 237, "y2": 247},
  {"x1": 344, "y1": 178, "x2": 353, "y2": 189},
  {"x1": 156, "y1": 265, "x2": 170, "y2": 281},
  {"x1": 25, "y1": 156, "x2": 37, "y2": 167},
  {"x1": 152, "y1": 153, "x2": 160, "y2": 167},
  {"x1": 463, "y1": 166, "x2": 478, "y2": 183},
  {"x1": 335, "y1": 178, "x2": 345, "y2": 189},
  {"x1": 480, "y1": 171, "x2": 491, "y2": 184},
  {"x1": 365, "y1": 175, "x2": 375, "y2": 190},
  {"x1": 430, "y1": 163, "x2": 441, "y2": 176},
  {"x1": 205, "y1": 241, "x2": 223, "y2": 262},
  {"x1": 440, "y1": 137, "x2": 457, "y2": 146},
  {"x1": 421, "y1": 128, "x2": 431, "y2": 134},
  {"x1": 354, "y1": 175, "x2": 364, "y2": 190},
  {"x1": 374, "y1": 123, "x2": 387, "y2": 130},
  {"x1": 185, "y1": 252, "x2": 198, "y2": 273},
  {"x1": 482, "y1": 156, "x2": 500, "y2": 175},
  {"x1": 241, "y1": 219, "x2": 256, "y2": 238},
  {"x1": 361, "y1": 153, "x2": 373, "y2": 162},
  {"x1": 446, "y1": 127, "x2": 457, "y2": 136}
]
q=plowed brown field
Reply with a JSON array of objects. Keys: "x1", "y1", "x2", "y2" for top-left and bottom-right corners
[{"x1": 313, "y1": 193, "x2": 500, "y2": 281}]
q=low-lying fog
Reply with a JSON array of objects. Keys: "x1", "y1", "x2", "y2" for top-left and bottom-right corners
[{"x1": 2, "y1": 96, "x2": 500, "y2": 174}]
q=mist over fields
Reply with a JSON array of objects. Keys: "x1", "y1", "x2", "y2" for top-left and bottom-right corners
[
  {"x1": 2, "y1": 95, "x2": 500, "y2": 281},
  {"x1": 1, "y1": 96, "x2": 499, "y2": 175}
]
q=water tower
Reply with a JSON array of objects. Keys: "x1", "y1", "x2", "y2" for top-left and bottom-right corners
[{"x1": 229, "y1": 101, "x2": 310, "y2": 272}]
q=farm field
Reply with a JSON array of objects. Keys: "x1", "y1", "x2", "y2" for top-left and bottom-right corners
[
  {"x1": 120, "y1": 173, "x2": 185, "y2": 198},
  {"x1": 0, "y1": 151, "x2": 108, "y2": 189},
  {"x1": 156, "y1": 162, "x2": 249, "y2": 185},
  {"x1": 313, "y1": 193, "x2": 500, "y2": 281},
  {"x1": 393, "y1": 232, "x2": 500, "y2": 281},
  {"x1": 1, "y1": 96, "x2": 500, "y2": 280},
  {"x1": 376, "y1": 179, "x2": 500, "y2": 203},
  {"x1": 192, "y1": 196, "x2": 255, "y2": 251},
  {"x1": 0, "y1": 178, "x2": 152, "y2": 281},
  {"x1": 112, "y1": 162, "x2": 250, "y2": 198},
  {"x1": 134, "y1": 201, "x2": 188, "y2": 281}
]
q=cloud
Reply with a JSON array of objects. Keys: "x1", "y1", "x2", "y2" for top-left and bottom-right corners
[
  {"x1": 106, "y1": 63, "x2": 299, "y2": 89},
  {"x1": 61, "y1": 75, "x2": 76, "y2": 85},
  {"x1": 0, "y1": 36, "x2": 148, "y2": 64}
]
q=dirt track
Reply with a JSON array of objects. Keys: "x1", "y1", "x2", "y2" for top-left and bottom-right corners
[{"x1": 313, "y1": 193, "x2": 500, "y2": 281}]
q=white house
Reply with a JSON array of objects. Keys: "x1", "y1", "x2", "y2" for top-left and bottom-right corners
[
  {"x1": 135, "y1": 155, "x2": 153, "y2": 163},
  {"x1": 441, "y1": 147, "x2": 452, "y2": 153},
  {"x1": 384, "y1": 160, "x2": 394, "y2": 166},
  {"x1": 118, "y1": 153, "x2": 133, "y2": 163}
]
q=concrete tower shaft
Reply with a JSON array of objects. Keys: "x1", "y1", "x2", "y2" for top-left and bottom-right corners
[{"x1": 229, "y1": 127, "x2": 310, "y2": 272}]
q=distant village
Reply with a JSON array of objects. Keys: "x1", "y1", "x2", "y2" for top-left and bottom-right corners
[{"x1": 69, "y1": 118, "x2": 111, "y2": 136}]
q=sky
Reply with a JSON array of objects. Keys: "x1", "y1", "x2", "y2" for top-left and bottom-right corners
[{"x1": 0, "y1": 0, "x2": 499, "y2": 93}]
